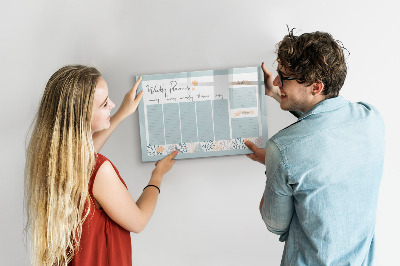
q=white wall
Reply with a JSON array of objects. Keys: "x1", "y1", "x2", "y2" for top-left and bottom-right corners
[{"x1": 1, "y1": 0, "x2": 399, "y2": 265}]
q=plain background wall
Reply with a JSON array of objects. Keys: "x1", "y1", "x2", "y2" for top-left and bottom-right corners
[{"x1": 1, "y1": 0, "x2": 399, "y2": 265}]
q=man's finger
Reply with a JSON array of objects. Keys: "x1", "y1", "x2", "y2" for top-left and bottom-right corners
[
  {"x1": 245, "y1": 141, "x2": 258, "y2": 152},
  {"x1": 261, "y1": 62, "x2": 272, "y2": 77},
  {"x1": 246, "y1": 153, "x2": 257, "y2": 161}
]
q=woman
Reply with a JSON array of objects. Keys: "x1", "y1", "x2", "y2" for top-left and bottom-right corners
[{"x1": 25, "y1": 65, "x2": 177, "y2": 265}]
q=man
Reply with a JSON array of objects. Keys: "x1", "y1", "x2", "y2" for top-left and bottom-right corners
[{"x1": 245, "y1": 31, "x2": 385, "y2": 265}]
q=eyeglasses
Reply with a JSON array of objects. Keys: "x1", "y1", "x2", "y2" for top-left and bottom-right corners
[{"x1": 277, "y1": 70, "x2": 297, "y2": 86}]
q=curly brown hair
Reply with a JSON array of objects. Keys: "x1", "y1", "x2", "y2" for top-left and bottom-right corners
[{"x1": 277, "y1": 30, "x2": 348, "y2": 98}]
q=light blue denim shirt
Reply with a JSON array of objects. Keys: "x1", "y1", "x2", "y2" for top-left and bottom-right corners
[{"x1": 261, "y1": 96, "x2": 385, "y2": 266}]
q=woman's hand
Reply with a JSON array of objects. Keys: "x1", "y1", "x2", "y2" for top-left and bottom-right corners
[
  {"x1": 152, "y1": 150, "x2": 178, "y2": 178},
  {"x1": 92, "y1": 77, "x2": 144, "y2": 152},
  {"x1": 115, "y1": 76, "x2": 144, "y2": 120},
  {"x1": 262, "y1": 62, "x2": 282, "y2": 103}
]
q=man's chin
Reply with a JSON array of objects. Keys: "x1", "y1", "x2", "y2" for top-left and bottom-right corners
[{"x1": 279, "y1": 103, "x2": 290, "y2": 111}]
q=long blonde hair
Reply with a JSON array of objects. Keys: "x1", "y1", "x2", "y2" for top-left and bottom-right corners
[{"x1": 25, "y1": 65, "x2": 101, "y2": 265}]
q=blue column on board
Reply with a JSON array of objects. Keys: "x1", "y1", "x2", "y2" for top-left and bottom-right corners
[
  {"x1": 231, "y1": 117, "x2": 259, "y2": 138},
  {"x1": 179, "y1": 102, "x2": 198, "y2": 143},
  {"x1": 196, "y1": 100, "x2": 214, "y2": 142},
  {"x1": 163, "y1": 103, "x2": 182, "y2": 144},
  {"x1": 213, "y1": 99, "x2": 230, "y2": 140},
  {"x1": 147, "y1": 104, "x2": 165, "y2": 145},
  {"x1": 229, "y1": 87, "x2": 257, "y2": 108},
  {"x1": 229, "y1": 86, "x2": 259, "y2": 138}
]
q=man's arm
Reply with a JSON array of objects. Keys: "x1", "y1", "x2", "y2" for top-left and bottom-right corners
[
  {"x1": 261, "y1": 62, "x2": 302, "y2": 119},
  {"x1": 262, "y1": 62, "x2": 282, "y2": 102},
  {"x1": 259, "y1": 195, "x2": 264, "y2": 211},
  {"x1": 260, "y1": 141, "x2": 294, "y2": 240},
  {"x1": 246, "y1": 138, "x2": 294, "y2": 239},
  {"x1": 260, "y1": 184, "x2": 293, "y2": 239}
]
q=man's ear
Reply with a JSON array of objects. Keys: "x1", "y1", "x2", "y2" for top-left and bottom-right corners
[{"x1": 312, "y1": 82, "x2": 324, "y2": 96}]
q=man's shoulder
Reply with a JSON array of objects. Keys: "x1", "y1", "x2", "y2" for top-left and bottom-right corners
[
  {"x1": 352, "y1": 101, "x2": 383, "y2": 118},
  {"x1": 269, "y1": 99, "x2": 384, "y2": 149},
  {"x1": 346, "y1": 101, "x2": 385, "y2": 132},
  {"x1": 269, "y1": 121, "x2": 305, "y2": 150}
]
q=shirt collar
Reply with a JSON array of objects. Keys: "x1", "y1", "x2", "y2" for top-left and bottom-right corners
[{"x1": 298, "y1": 95, "x2": 350, "y2": 121}]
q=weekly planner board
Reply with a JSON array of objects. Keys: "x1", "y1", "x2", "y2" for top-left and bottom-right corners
[{"x1": 136, "y1": 66, "x2": 268, "y2": 162}]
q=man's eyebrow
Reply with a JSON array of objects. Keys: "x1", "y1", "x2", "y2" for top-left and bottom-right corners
[{"x1": 278, "y1": 68, "x2": 292, "y2": 77}]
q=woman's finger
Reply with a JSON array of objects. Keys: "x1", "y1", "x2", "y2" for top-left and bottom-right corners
[
  {"x1": 134, "y1": 91, "x2": 144, "y2": 104},
  {"x1": 130, "y1": 76, "x2": 142, "y2": 96}
]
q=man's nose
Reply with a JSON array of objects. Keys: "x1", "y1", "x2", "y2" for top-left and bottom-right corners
[{"x1": 273, "y1": 75, "x2": 281, "y2": 87}]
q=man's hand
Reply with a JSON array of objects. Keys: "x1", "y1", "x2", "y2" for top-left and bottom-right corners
[
  {"x1": 245, "y1": 141, "x2": 266, "y2": 165},
  {"x1": 262, "y1": 62, "x2": 281, "y2": 103}
]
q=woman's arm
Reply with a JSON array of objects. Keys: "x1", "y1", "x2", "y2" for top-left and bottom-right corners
[
  {"x1": 92, "y1": 76, "x2": 143, "y2": 152},
  {"x1": 93, "y1": 150, "x2": 178, "y2": 233}
]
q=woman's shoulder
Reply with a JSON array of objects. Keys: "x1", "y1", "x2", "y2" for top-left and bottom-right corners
[
  {"x1": 96, "y1": 160, "x2": 117, "y2": 178},
  {"x1": 91, "y1": 153, "x2": 109, "y2": 179},
  {"x1": 94, "y1": 153, "x2": 127, "y2": 188},
  {"x1": 90, "y1": 154, "x2": 115, "y2": 194}
]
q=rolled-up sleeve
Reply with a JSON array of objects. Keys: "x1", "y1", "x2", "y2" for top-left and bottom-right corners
[{"x1": 260, "y1": 140, "x2": 294, "y2": 241}]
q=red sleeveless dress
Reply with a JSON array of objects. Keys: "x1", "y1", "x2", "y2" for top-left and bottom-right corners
[{"x1": 69, "y1": 153, "x2": 132, "y2": 266}]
